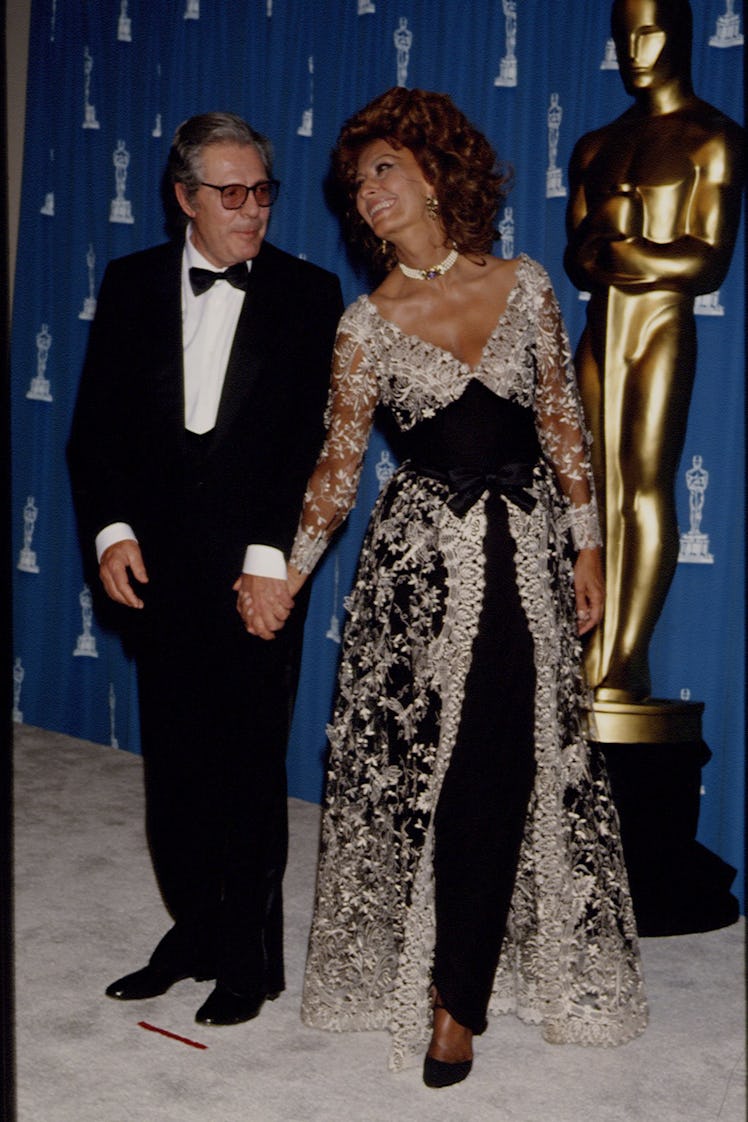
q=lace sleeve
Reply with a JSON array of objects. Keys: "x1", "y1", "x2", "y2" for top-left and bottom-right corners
[
  {"x1": 289, "y1": 320, "x2": 379, "y2": 574},
  {"x1": 533, "y1": 272, "x2": 602, "y2": 550}
]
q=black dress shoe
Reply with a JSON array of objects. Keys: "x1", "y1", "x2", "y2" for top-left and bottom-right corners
[
  {"x1": 194, "y1": 983, "x2": 280, "y2": 1026},
  {"x1": 105, "y1": 964, "x2": 212, "y2": 1001}
]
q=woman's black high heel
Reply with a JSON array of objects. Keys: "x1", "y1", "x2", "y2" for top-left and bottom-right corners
[
  {"x1": 423, "y1": 989, "x2": 473, "y2": 1088},
  {"x1": 423, "y1": 1053, "x2": 473, "y2": 1088}
]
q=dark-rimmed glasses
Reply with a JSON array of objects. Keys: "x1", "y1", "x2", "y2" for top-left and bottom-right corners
[{"x1": 199, "y1": 179, "x2": 281, "y2": 209}]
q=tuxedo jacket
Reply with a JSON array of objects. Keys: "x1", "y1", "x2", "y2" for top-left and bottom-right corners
[{"x1": 68, "y1": 238, "x2": 343, "y2": 606}]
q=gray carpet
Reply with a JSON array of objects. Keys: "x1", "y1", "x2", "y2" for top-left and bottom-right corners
[{"x1": 12, "y1": 724, "x2": 746, "y2": 1122}]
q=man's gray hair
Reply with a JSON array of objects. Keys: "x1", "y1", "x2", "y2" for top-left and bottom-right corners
[{"x1": 167, "y1": 111, "x2": 274, "y2": 204}]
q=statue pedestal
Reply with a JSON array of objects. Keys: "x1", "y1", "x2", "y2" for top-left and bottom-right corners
[{"x1": 589, "y1": 699, "x2": 739, "y2": 936}]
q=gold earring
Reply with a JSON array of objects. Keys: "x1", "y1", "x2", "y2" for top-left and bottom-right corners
[
  {"x1": 380, "y1": 238, "x2": 389, "y2": 254},
  {"x1": 425, "y1": 196, "x2": 439, "y2": 219}
]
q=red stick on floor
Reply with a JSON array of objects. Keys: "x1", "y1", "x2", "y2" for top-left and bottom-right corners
[{"x1": 138, "y1": 1021, "x2": 208, "y2": 1050}]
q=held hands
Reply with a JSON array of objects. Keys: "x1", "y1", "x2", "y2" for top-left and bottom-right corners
[
  {"x1": 233, "y1": 573, "x2": 295, "y2": 640},
  {"x1": 234, "y1": 566, "x2": 309, "y2": 640},
  {"x1": 99, "y1": 539, "x2": 149, "y2": 609},
  {"x1": 574, "y1": 547, "x2": 605, "y2": 636}
]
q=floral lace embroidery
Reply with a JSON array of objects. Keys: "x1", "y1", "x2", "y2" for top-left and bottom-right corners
[{"x1": 290, "y1": 255, "x2": 601, "y2": 574}]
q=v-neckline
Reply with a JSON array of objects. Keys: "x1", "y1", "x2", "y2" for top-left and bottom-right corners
[{"x1": 363, "y1": 254, "x2": 527, "y2": 374}]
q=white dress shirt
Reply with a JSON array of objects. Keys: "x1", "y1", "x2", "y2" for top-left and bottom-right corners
[{"x1": 182, "y1": 230, "x2": 247, "y2": 434}]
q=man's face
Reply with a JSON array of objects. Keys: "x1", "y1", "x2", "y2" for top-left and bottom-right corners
[
  {"x1": 612, "y1": 0, "x2": 680, "y2": 94},
  {"x1": 175, "y1": 141, "x2": 270, "y2": 268}
]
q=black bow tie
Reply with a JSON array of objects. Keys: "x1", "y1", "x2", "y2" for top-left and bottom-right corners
[{"x1": 189, "y1": 262, "x2": 250, "y2": 296}]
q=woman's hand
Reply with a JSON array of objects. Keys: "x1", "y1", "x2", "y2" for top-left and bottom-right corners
[
  {"x1": 573, "y1": 547, "x2": 604, "y2": 636},
  {"x1": 287, "y1": 564, "x2": 307, "y2": 598}
]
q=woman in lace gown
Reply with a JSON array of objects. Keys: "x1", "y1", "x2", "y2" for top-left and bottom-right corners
[{"x1": 240, "y1": 88, "x2": 647, "y2": 1086}]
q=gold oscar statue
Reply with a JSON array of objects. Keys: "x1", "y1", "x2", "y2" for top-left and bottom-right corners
[{"x1": 565, "y1": 0, "x2": 744, "y2": 740}]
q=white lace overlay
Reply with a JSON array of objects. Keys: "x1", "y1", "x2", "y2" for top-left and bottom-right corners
[
  {"x1": 290, "y1": 255, "x2": 601, "y2": 574},
  {"x1": 293, "y1": 256, "x2": 646, "y2": 1068}
]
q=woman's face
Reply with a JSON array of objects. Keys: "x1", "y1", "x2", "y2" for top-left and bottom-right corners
[{"x1": 354, "y1": 140, "x2": 435, "y2": 239}]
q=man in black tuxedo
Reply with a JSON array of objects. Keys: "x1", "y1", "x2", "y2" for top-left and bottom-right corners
[{"x1": 68, "y1": 112, "x2": 342, "y2": 1026}]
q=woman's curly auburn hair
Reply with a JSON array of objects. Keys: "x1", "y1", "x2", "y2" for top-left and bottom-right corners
[{"x1": 332, "y1": 87, "x2": 510, "y2": 271}]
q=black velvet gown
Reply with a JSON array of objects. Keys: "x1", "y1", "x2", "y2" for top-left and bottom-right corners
[{"x1": 291, "y1": 256, "x2": 647, "y2": 1070}]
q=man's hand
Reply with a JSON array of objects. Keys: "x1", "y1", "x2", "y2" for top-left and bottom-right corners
[
  {"x1": 99, "y1": 539, "x2": 149, "y2": 609},
  {"x1": 233, "y1": 573, "x2": 294, "y2": 640}
]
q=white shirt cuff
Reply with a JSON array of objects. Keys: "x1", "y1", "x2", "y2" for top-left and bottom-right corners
[
  {"x1": 95, "y1": 522, "x2": 138, "y2": 563},
  {"x1": 243, "y1": 544, "x2": 288, "y2": 579}
]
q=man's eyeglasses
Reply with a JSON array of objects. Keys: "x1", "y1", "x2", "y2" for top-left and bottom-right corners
[{"x1": 199, "y1": 179, "x2": 281, "y2": 209}]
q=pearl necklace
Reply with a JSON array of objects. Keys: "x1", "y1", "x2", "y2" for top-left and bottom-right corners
[{"x1": 397, "y1": 247, "x2": 459, "y2": 281}]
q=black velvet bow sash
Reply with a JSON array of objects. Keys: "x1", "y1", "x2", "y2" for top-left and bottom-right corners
[{"x1": 412, "y1": 461, "x2": 537, "y2": 517}]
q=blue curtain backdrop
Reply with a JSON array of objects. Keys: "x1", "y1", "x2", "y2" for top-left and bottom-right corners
[{"x1": 11, "y1": 1, "x2": 745, "y2": 907}]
